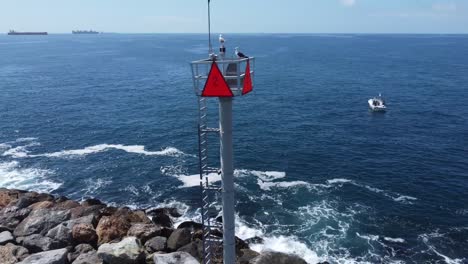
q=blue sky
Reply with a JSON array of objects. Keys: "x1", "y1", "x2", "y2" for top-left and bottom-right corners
[{"x1": 1, "y1": 0, "x2": 467, "y2": 33}]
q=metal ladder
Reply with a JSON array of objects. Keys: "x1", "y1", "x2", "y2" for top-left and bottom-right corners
[{"x1": 198, "y1": 96, "x2": 223, "y2": 264}]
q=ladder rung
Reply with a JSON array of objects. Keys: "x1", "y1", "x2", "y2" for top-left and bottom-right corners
[
  {"x1": 201, "y1": 127, "x2": 220, "y2": 133},
  {"x1": 206, "y1": 238, "x2": 223, "y2": 243},
  {"x1": 204, "y1": 167, "x2": 219, "y2": 173},
  {"x1": 204, "y1": 186, "x2": 221, "y2": 192}
]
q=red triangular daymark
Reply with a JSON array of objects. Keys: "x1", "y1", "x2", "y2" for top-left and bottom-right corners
[
  {"x1": 202, "y1": 61, "x2": 233, "y2": 97},
  {"x1": 242, "y1": 59, "x2": 253, "y2": 95}
]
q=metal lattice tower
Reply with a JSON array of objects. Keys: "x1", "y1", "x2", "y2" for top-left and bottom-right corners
[{"x1": 198, "y1": 96, "x2": 223, "y2": 263}]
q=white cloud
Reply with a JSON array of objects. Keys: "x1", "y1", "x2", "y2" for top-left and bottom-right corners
[{"x1": 340, "y1": 0, "x2": 356, "y2": 7}]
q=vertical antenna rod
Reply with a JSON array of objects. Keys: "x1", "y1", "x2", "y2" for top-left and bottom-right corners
[{"x1": 208, "y1": 0, "x2": 213, "y2": 54}]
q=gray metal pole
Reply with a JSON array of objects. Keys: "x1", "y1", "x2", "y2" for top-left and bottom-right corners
[{"x1": 219, "y1": 97, "x2": 235, "y2": 264}]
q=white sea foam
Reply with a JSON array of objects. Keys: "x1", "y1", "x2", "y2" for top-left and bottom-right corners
[
  {"x1": 356, "y1": 232, "x2": 380, "y2": 241},
  {"x1": 0, "y1": 161, "x2": 61, "y2": 193},
  {"x1": 393, "y1": 195, "x2": 417, "y2": 203},
  {"x1": 0, "y1": 143, "x2": 11, "y2": 148},
  {"x1": 2, "y1": 143, "x2": 187, "y2": 158},
  {"x1": 250, "y1": 235, "x2": 320, "y2": 263},
  {"x1": 172, "y1": 173, "x2": 220, "y2": 188},
  {"x1": 420, "y1": 232, "x2": 465, "y2": 264},
  {"x1": 383, "y1": 237, "x2": 405, "y2": 243},
  {"x1": 257, "y1": 179, "x2": 310, "y2": 191},
  {"x1": 163, "y1": 167, "x2": 288, "y2": 189},
  {"x1": 83, "y1": 178, "x2": 113, "y2": 197},
  {"x1": 248, "y1": 170, "x2": 286, "y2": 181},
  {"x1": 2, "y1": 141, "x2": 41, "y2": 158},
  {"x1": 15, "y1": 137, "x2": 38, "y2": 142},
  {"x1": 323, "y1": 179, "x2": 418, "y2": 205},
  {"x1": 233, "y1": 217, "x2": 321, "y2": 263},
  {"x1": 326, "y1": 178, "x2": 353, "y2": 184},
  {"x1": 41, "y1": 144, "x2": 186, "y2": 158}
]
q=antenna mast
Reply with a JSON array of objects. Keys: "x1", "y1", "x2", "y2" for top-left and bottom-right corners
[{"x1": 208, "y1": 0, "x2": 213, "y2": 55}]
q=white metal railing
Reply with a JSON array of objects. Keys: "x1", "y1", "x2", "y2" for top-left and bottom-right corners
[{"x1": 191, "y1": 57, "x2": 255, "y2": 97}]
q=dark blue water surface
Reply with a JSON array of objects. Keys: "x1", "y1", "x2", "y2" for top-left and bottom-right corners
[{"x1": 1, "y1": 34, "x2": 467, "y2": 263}]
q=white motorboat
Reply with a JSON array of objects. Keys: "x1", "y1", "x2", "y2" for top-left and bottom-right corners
[{"x1": 368, "y1": 94, "x2": 386, "y2": 112}]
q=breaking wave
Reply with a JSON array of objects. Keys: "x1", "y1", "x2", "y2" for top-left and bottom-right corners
[
  {"x1": 1, "y1": 139, "x2": 188, "y2": 159},
  {"x1": 0, "y1": 161, "x2": 61, "y2": 193}
]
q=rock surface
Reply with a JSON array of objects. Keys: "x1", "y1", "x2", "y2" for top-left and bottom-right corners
[
  {"x1": 96, "y1": 215, "x2": 130, "y2": 245},
  {"x1": 21, "y1": 234, "x2": 60, "y2": 253},
  {"x1": 0, "y1": 243, "x2": 29, "y2": 264},
  {"x1": 167, "y1": 228, "x2": 191, "y2": 251},
  {"x1": 14, "y1": 209, "x2": 71, "y2": 237},
  {"x1": 72, "y1": 250, "x2": 103, "y2": 264},
  {"x1": 145, "y1": 236, "x2": 167, "y2": 253},
  {"x1": 0, "y1": 231, "x2": 14, "y2": 245},
  {"x1": 46, "y1": 223, "x2": 73, "y2": 246},
  {"x1": 153, "y1": 251, "x2": 200, "y2": 264},
  {"x1": 238, "y1": 248, "x2": 260, "y2": 264},
  {"x1": 177, "y1": 238, "x2": 203, "y2": 260},
  {"x1": 97, "y1": 236, "x2": 144, "y2": 264},
  {"x1": 18, "y1": 248, "x2": 68, "y2": 264},
  {"x1": 68, "y1": 243, "x2": 95, "y2": 263},
  {"x1": 127, "y1": 223, "x2": 161, "y2": 243},
  {"x1": 0, "y1": 207, "x2": 31, "y2": 231},
  {"x1": 72, "y1": 223, "x2": 98, "y2": 245},
  {"x1": 0, "y1": 188, "x2": 312, "y2": 264},
  {"x1": 148, "y1": 208, "x2": 173, "y2": 228}
]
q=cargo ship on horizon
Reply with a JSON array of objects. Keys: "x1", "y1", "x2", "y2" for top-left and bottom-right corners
[
  {"x1": 72, "y1": 30, "x2": 100, "y2": 34},
  {"x1": 8, "y1": 30, "x2": 48, "y2": 35}
]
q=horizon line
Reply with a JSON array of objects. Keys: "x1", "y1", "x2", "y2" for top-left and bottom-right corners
[{"x1": 3, "y1": 32, "x2": 468, "y2": 35}]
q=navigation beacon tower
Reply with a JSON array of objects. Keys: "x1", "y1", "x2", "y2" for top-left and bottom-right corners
[{"x1": 190, "y1": 2, "x2": 255, "y2": 264}]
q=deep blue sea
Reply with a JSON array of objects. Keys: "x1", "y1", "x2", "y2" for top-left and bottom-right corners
[{"x1": 1, "y1": 34, "x2": 467, "y2": 263}]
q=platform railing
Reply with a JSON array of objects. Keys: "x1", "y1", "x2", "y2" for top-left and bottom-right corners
[{"x1": 191, "y1": 57, "x2": 255, "y2": 97}]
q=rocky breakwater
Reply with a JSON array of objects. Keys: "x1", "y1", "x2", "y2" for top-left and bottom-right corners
[{"x1": 0, "y1": 188, "x2": 313, "y2": 264}]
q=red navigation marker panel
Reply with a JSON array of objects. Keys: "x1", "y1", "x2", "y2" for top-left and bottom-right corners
[
  {"x1": 202, "y1": 61, "x2": 233, "y2": 97},
  {"x1": 242, "y1": 60, "x2": 253, "y2": 95}
]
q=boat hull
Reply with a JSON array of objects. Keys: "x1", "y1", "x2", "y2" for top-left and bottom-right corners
[{"x1": 368, "y1": 99, "x2": 386, "y2": 112}]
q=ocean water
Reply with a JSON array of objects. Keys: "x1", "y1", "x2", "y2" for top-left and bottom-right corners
[{"x1": 1, "y1": 34, "x2": 468, "y2": 263}]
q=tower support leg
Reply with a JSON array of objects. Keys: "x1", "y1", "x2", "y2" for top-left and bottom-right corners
[{"x1": 219, "y1": 97, "x2": 235, "y2": 264}]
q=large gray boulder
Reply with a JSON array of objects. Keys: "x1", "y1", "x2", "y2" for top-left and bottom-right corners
[
  {"x1": 21, "y1": 234, "x2": 61, "y2": 253},
  {"x1": 153, "y1": 251, "x2": 200, "y2": 264},
  {"x1": 238, "y1": 248, "x2": 260, "y2": 264},
  {"x1": 72, "y1": 250, "x2": 103, "y2": 264},
  {"x1": 177, "y1": 239, "x2": 203, "y2": 260},
  {"x1": 46, "y1": 223, "x2": 73, "y2": 246},
  {"x1": 14, "y1": 209, "x2": 71, "y2": 237},
  {"x1": 0, "y1": 243, "x2": 29, "y2": 264},
  {"x1": 18, "y1": 248, "x2": 68, "y2": 264},
  {"x1": 145, "y1": 236, "x2": 167, "y2": 253},
  {"x1": 167, "y1": 228, "x2": 191, "y2": 251},
  {"x1": 0, "y1": 207, "x2": 31, "y2": 231},
  {"x1": 64, "y1": 215, "x2": 97, "y2": 229},
  {"x1": 249, "y1": 251, "x2": 308, "y2": 264},
  {"x1": 0, "y1": 231, "x2": 14, "y2": 245},
  {"x1": 127, "y1": 223, "x2": 161, "y2": 244},
  {"x1": 97, "y1": 236, "x2": 144, "y2": 264},
  {"x1": 68, "y1": 243, "x2": 95, "y2": 263}
]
